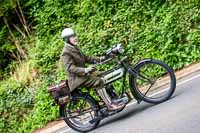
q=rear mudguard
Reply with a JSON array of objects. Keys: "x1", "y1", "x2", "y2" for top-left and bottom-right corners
[{"x1": 128, "y1": 59, "x2": 152, "y2": 102}]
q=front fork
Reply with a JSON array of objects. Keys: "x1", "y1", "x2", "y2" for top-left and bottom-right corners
[{"x1": 121, "y1": 62, "x2": 142, "y2": 103}]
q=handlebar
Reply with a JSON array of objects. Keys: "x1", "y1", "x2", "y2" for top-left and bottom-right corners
[
  {"x1": 92, "y1": 44, "x2": 125, "y2": 67},
  {"x1": 104, "y1": 44, "x2": 124, "y2": 56},
  {"x1": 93, "y1": 56, "x2": 127, "y2": 68},
  {"x1": 93, "y1": 57, "x2": 113, "y2": 67}
]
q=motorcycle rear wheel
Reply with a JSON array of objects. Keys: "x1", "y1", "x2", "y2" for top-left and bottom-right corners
[{"x1": 63, "y1": 94, "x2": 100, "y2": 132}]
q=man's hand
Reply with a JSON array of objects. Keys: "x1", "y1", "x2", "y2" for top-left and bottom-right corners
[{"x1": 85, "y1": 66, "x2": 96, "y2": 74}]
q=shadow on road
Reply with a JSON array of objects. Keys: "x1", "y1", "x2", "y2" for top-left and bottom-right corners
[
  {"x1": 94, "y1": 93, "x2": 180, "y2": 130},
  {"x1": 96, "y1": 103, "x2": 153, "y2": 129}
]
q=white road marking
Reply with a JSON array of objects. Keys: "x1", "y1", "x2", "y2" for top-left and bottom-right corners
[{"x1": 59, "y1": 74, "x2": 200, "y2": 133}]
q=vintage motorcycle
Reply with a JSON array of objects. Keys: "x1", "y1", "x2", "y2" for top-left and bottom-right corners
[{"x1": 48, "y1": 44, "x2": 176, "y2": 132}]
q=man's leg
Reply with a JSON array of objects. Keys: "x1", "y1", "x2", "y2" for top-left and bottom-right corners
[{"x1": 81, "y1": 76, "x2": 124, "y2": 111}]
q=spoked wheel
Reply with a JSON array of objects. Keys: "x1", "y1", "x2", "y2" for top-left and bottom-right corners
[
  {"x1": 63, "y1": 94, "x2": 100, "y2": 132},
  {"x1": 130, "y1": 59, "x2": 176, "y2": 104}
]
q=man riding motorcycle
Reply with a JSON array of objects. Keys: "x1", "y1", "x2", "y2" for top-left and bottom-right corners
[{"x1": 60, "y1": 28, "x2": 124, "y2": 110}]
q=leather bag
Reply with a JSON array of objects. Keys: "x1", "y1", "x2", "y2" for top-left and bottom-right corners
[{"x1": 48, "y1": 80, "x2": 71, "y2": 105}]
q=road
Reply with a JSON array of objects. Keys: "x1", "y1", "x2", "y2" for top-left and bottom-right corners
[{"x1": 54, "y1": 71, "x2": 200, "y2": 133}]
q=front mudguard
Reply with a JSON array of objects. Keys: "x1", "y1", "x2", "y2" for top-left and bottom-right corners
[{"x1": 128, "y1": 59, "x2": 152, "y2": 102}]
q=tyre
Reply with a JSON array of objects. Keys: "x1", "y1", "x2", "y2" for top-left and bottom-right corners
[
  {"x1": 130, "y1": 59, "x2": 176, "y2": 104},
  {"x1": 62, "y1": 93, "x2": 100, "y2": 132}
]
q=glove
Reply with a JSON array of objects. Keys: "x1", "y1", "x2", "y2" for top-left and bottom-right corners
[{"x1": 85, "y1": 66, "x2": 96, "y2": 74}]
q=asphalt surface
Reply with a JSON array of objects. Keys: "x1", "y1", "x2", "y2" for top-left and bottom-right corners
[{"x1": 54, "y1": 71, "x2": 200, "y2": 133}]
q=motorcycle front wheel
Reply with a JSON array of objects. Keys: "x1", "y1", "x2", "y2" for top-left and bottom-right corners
[{"x1": 130, "y1": 59, "x2": 176, "y2": 104}]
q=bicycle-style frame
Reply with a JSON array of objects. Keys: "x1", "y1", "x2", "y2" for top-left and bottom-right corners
[{"x1": 99, "y1": 56, "x2": 152, "y2": 101}]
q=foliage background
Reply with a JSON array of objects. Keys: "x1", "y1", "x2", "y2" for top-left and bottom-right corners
[{"x1": 0, "y1": 0, "x2": 200, "y2": 132}]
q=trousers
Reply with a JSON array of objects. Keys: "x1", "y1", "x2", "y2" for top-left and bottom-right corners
[{"x1": 80, "y1": 71, "x2": 104, "y2": 90}]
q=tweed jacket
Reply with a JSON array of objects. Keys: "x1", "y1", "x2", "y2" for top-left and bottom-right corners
[{"x1": 61, "y1": 43, "x2": 102, "y2": 91}]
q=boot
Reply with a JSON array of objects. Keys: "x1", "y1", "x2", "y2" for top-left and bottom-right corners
[{"x1": 97, "y1": 88, "x2": 124, "y2": 111}]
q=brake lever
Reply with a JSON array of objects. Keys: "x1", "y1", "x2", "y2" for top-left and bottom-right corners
[{"x1": 93, "y1": 58, "x2": 113, "y2": 67}]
